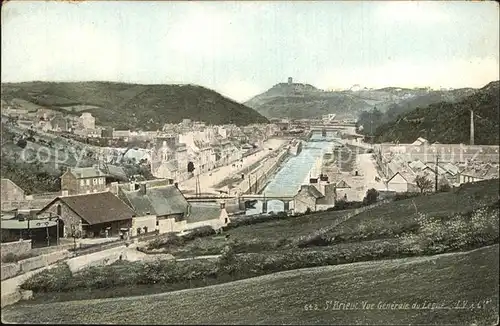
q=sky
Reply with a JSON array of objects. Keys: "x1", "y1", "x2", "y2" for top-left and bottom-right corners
[{"x1": 2, "y1": 1, "x2": 499, "y2": 102}]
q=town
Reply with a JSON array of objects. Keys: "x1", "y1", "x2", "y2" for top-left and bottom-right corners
[
  {"x1": 1, "y1": 1, "x2": 498, "y2": 324},
  {"x1": 2, "y1": 96, "x2": 498, "y2": 243}
]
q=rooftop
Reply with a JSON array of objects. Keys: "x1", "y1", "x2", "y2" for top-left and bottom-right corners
[{"x1": 38, "y1": 192, "x2": 135, "y2": 225}]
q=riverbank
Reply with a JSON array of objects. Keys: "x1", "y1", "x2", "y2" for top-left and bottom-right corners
[{"x1": 179, "y1": 138, "x2": 289, "y2": 195}]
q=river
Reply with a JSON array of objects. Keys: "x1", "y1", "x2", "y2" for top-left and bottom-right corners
[{"x1": 246, "y1": 132, "x2": 343, "y2": 215}]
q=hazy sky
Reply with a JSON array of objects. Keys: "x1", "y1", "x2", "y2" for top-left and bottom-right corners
[{"x1": 2, "y1": 1, "x2": 499, "y2": 102}]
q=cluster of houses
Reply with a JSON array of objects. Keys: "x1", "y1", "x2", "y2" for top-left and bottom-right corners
[
  {"x1": 1, "y1": 166, "x2": 240, "y2": 244},
  {"x1": 376, "y1": 138, "x2": 500, "y2": 192},
  {"x1": 1, "y1": 159, "x2": 339, "y2": 244}
]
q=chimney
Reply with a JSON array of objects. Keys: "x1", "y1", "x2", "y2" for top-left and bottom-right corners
[
  {"x1": 139, "y1": 183, "x2": 147, "y2": 195},
  {"x1": 470, "y1": 110, "x2": 474, "y2": 146}
]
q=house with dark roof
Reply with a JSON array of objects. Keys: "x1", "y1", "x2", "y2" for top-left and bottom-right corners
[
  {"x1": 37, "y1": 192, "x2": 136, "y2": 238},
  {"x1": 118, "y1": 183, "x2": 189, "y2": 222}
]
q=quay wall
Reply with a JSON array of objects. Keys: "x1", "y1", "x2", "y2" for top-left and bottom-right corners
[{"x1": 242, "y1": 149, "x2": 290, "y2": 195}]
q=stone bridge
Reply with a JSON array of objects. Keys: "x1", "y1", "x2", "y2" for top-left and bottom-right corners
[
  {"x1": 185, "y1": 195, "x2": 295, "y2": 213},
  {"x1": 238, "y1": 194, "x2": 295, "y2": 213}
]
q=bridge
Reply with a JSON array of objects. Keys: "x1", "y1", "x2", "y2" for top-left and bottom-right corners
[{"x1": 185, "y1": 194, "x2": 296, "y2": 212}]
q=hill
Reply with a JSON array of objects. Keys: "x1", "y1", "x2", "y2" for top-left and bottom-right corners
[
  {"x1": 0, "y1": 82, "x2": 269, "y2": 129},
  {"x1": 245, "y1": 82, "x2": 372, "y2": 120},
  {"x1": 3, "y1": 245, "x2": 498, "y2": 324},
  {"x1": 371, "y1": 81, "x2": 499, "y2": 144},
  {"x1": 245, "y1": 80, "x2": 475, "y2": 121}
]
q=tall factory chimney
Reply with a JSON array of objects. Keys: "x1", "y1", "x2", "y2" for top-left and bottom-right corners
[{"x1": 470, "y1": 110, "x2": 474, "y2": 146}]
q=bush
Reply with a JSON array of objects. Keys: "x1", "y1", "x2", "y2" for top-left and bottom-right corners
[
  {"x1": 333, "y1": 200, "x2": 364, "y2": 211},
  {"x1": 398, "y1": 203, "x2": 499, "y2": 255},
  {"x1": 182, "y1": 226, "x2": 216, "y2": 241},
  {"x1": 363, "y1": 188, "x2": 379, "y2": 205},
  {"x1": 21, "y1": 264, "x2": 73, "y2": 292},
  {"x1": 146, "y1": 232, "x2": 184, "y2": 250},
  {"x1": 439, "y1": 184, "x2": 452, "y2": 192},
  {"x1": 393, "y1": 192, "x2": 421, "y2": 201}
]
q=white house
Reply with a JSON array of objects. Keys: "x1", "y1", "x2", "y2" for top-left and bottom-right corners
[{"x1": 386, "y1": 172, "x2": 419, "y2": 193}]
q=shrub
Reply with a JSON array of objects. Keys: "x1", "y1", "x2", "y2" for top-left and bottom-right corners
[
  {"x1": 393, "y1": 192, "x2": 421, "y2": 201},
  {"x1": 363, "y1": 188, "x2": 379, "y2": 205},
  {"x1": 182, "y1": 226, "x2": 216, "y2": 241},
  {"x1": 399, "y1": 203, "x2": 499, "y2": 255},
  {"x1": 439, "y1": 184, "x2": 452, "y2": 192},
  {"x1": 146, "y1": 232, "x2": 183, "y2": 250},
  {"x1": 21, "y1": 264, "x2": 73, "y2": 292}
]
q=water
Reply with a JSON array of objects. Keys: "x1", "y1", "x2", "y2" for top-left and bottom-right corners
[{"x1": 246, "y1": 132, "x2": 342, "y2": 215}]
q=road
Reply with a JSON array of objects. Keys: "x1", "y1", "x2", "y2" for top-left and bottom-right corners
[
  {"x1": 179, "y1": 138, "x2": 288, "y2": 195},
  {"x1": 356, "y1": 153, "x2": 386, "y2": 192}
]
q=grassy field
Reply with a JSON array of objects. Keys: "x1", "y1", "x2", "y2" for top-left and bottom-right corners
[
  {"x1": 165, "y1": 209, "x2": 351, "y2": 257},
  {"x1": 162, "y1": 179, "x2": 499, "y2": 257},
  {"x1": 322, "y1": 179, "x2": 499, "y2": 245},
  {"x1": 4, "y1": 245, "x2": 498, "y2": 325}
]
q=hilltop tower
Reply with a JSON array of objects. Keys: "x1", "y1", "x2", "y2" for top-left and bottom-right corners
[{"x1": 288, "y1": 77, "x2": 293, "y2": 85}]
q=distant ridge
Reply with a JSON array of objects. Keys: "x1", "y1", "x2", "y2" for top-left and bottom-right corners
[
  {"x1": 372, "y1": 80, "x2": 500, "y2": 145},
  {"x1": 245, "y1": 78, "x2": 477, "y2": 120}
]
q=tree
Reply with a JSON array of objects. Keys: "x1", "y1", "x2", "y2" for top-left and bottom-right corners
[
  {"x1": 363, "y1": 188, "x2": 379, "y2": 205},
  {"x1": 414, "y1": 175, "x2": 433, "y2": 193}
]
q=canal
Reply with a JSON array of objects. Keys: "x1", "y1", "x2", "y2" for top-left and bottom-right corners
[{"x1": 246, "y1": 132, "x2": 343, "y2": 215}]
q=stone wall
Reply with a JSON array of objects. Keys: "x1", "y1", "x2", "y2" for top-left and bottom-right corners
[
  {"x1": 65, "y1": 245, "x2": 128, "y2": 274},
  {"x1": 131, "y1": 215, "x2": 157, "y2": 236},
  {"x1": 1, "y1": 250, "x2": 71, "y2": 281},
  {"x1": 242, "y1": 149, "x2": 289, "y2": 194},
  {"x1": 0, "y1": 240, "x2": 32, "y2": 259},
  {"x1": 19, "y1": 250, "x2": 71, "y2": 274},
  {"x1": 1, "y1": 263, "x2": 20, "y2": 281}
]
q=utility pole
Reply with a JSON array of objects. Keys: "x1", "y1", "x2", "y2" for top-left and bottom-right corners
[
  {"x1": 435, "y1": 154, "x2": 439, "y2": 192},
  {"x1": 248, "y1": 174, "x2": 251, "y2": 194},
  {"x1": 470, "y1": 109, "x2": 474, "y2": 146}
]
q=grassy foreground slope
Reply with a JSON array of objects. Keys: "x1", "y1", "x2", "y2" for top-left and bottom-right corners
[
  {"x1": 3, "y1": 245, "x2": 498, "y2": 325},
  {"x1": 1, "y1": 82, "x2": 269, "y2": 129}
]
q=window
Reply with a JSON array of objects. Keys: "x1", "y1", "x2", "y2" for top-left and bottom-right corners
[
  {"x1": 86, "y1": 179, "x2": 90, "y2": 186},
  {"x1": 99, "y1": 178, "x2": 104, "y2": 185},
  {"x1": 80, "y1": 180, "x2": 85, "y2": 186}
]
